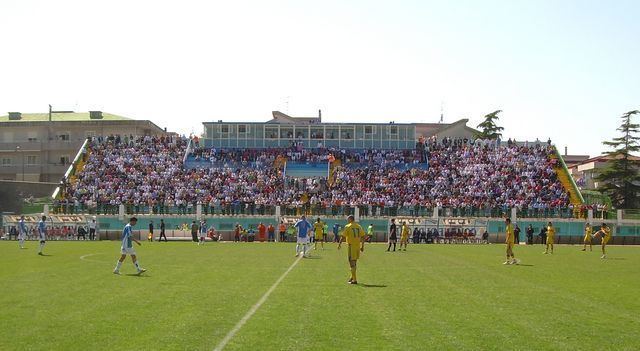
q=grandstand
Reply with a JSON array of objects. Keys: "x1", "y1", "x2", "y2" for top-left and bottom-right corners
[
  {"x1": 16, "y1": 127, "x2": 633, "y2": 244},
  {"x1": 0, "y1": 109, "x2": 627, "y2": 245}
]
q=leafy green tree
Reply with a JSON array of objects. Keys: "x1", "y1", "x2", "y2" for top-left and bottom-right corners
[
  {"x1": 476, "y1": 110, "x2": 504, "y2": 140},
  {"x1": 596, "y1": 110, "x2": 640, "y2": 208}
]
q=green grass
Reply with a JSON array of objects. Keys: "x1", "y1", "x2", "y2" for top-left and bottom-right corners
[{"x1": 1, "y1": 241, "x2": 639, "y2": 350}]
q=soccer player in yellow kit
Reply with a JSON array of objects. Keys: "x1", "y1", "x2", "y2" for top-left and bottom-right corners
[
  {"x1": 581, "y1": 223, "x2": 593, "y2": 251},
  {"x1": 544, "y1": 222, "x2": 555, "y2": 254},
  {"x1": 399, "y1": 222, "x2": 410, "y2": 251},
  {"x1": 338, "y1": 215, "x2": 365, "y2": 285},
  {"x1": 595, "y1": 223, "x2": 611, "y2": 259},
  {"x1": 313, "y1": 218, "x2": 325, "y2": 250},
  {"x1": 503, "y1": 218, "x2": 520, "y2": 265}
]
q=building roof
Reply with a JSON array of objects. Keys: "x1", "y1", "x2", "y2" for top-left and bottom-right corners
[
  {"x1": 415, "y1": 118, "x2": 478, "y2": 137},
  {"x1": 0, "y1": 112, "x2": 131, "y2": 123},
  {"x1": 267, "y1": 111, "x2": 321, "y2": 124},
  {"x1": 569, "y1": 154, "x2": 640, "y2": 169}
]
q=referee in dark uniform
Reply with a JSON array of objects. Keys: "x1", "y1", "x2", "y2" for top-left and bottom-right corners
[
  {"x1": 387, "y1": 218, "x2": 398, "y2": 252},
  {"x1": 159, "y1": 219, "x2": 167, "y2": 242}
]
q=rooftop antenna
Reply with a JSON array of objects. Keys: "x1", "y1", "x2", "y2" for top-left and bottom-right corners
[
  {"x1": 439, "y1": 101, "x2": 444, "y2": 123},
  {"x1": 284, "y1": 96, "x2": 290, "y2": 114}
]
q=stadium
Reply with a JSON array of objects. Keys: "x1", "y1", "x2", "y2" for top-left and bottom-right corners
[{"x1": 1, "y1": 2, "x2": 639, "y2": 351}]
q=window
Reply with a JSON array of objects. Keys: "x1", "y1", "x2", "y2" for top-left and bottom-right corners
[
  {"x1": 1, "y1": 158, "x2": 11, "y2": 167},
  {"x1": 280, "y1": 127, "x2": 293, "y2": 139},
  {"x1": 265, "y1": 127, "x2": 279, "y2": 139},
  {"x1": 365, "y1": 125, "x2": 375, "y2": 136},
  {"x1": 310, "y1": 126, "x2": 324, "y2": 139},
  {"x1": 26, "y1": 155, "x2": 38, "y2": 165},
  {"x1": 237, "y1": 124, "x2": 250, "y2": 139},
  {"x1": 220, "y1": 125, "x2": 232, "y2": 138},
  {"x1": 58, "y1": 132, "x2": 70, "y2": 141},
  {"x1": 340, "y1": 126, "x2": 354, "y2": 140},
  {"x1": 85, "y1": 131, "x2": 96, "y2": 138},
  {"x1": 60, "y1": 156, "x2": 70, "y2": 165},
  {"x1": 27, "y1": 131, "x2": 38, "y2": 141},
  {"x1": 326, "y1": 127, "x2": 339, "y2": 140},
  {"x1": 388, "y1": 125, "x2": 398, "y2": 138}
]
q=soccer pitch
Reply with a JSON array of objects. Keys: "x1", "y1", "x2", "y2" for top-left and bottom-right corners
[{"x1": 1, "y1": 241, "x2": 638, "y2": 351}]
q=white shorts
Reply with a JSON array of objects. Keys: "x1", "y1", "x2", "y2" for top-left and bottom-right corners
[
  {"x1": 296, "y1": 237, "x2": 309, "y2": 244},
  {"x1": 121, "y1": 247, "x2": 136, "y2": 255}
]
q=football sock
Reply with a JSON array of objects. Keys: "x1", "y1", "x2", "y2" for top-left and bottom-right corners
[
  {"x1": 350, "y1": 267, "x2": 357, "y2": 281},
  {"x1": 38, "y1": 242, "x2": 45, "y2": 253},
  {"x1": 114, "y1": 261, "x2": 123, "y2": 272},
  {"x1": 134, "y1": 260, "x2": 141, "y2": 271}
]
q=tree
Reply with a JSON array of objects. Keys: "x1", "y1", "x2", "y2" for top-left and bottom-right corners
[
  {"x1": 596, "y1": 110, "x2": 640, "y2": 209},
  {"x1": 476, "y1": 110, "x2": 504, "y2": 140}
]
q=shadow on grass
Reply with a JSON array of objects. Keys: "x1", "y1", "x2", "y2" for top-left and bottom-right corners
[
  {"x1": 359, "y1": 284, "x2": 387, "y2": 288},
  {"x1": 125, "y1": 273, "x2": 151, "y2": 277},
  {"x1": 38, "y1": 254, "x2": 53, "y2": 257},
  {"x1": 516, "y1": 264, "x2": 534, "y2": 267},
  {"x1": 605, "y1": 257, "x2": 626, "y2": 260},
  {"x1": 302, "y1": 256, "x2": 322, "y2": 260}
]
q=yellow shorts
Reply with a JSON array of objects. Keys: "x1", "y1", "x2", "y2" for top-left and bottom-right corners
[
  {"x1": 602, "y1": 236, "x2": 610, "y2": 245},
  {"x1": 315, "y1": 233, "x2": 323, "y2": 240},
  {"x1": 547, "y1": 236, "x2": 555, "y2": 244},
  {"x1": 348, "y1": 244, "x2": 360, "y2": 261},
  {"x1": 583, "y1": 235, "x2": 592, "y2": 243},
  {"x1": 400, "y1": 236, "x2": 408, "y2": 243}
]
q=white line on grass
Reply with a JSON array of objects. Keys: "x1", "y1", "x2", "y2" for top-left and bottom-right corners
[
  {"x1": 79, "y1": 253, "x2": 105, "y2": 263},
  {"x1": 213, "y1": 255, "x2": 303, "y2": 351}
]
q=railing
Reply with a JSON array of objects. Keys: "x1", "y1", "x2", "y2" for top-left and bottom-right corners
[
  {"x1": 553, "y1": 145, "x2": 585, "y2": 204},
  {"x1": 51, "y1": 138, "x2": 90, "y2": 200},
  {"x1": 184, "y1": 159, "x2": 272, "y2": 170},
  {"x1": 340, "y1": 162, "x2": 429, "y2": 170},
  {"x1": 621, "y1": 209, "x2": 640, "y2": 220},
  {"x1": 50, "y1": 202, "x2": 586, "y2": 219}
]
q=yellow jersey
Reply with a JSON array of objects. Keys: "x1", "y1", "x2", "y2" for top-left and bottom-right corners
[
  {"x1": 601, "y1": 227, "x2": 612, "y2": 244},
  {"x1": 342, "y1": 222, "x2": 365, "y2": 245},
  {"x1": 401, "y1": 225, "x2": 410, "y2": 238},
  {"x1": 547, "y1": 226, "x2": 555, "y2": 237},
  {"x1": 313, "y1": 222, "x2": 324, "y2": 237},
  {"x1": 584, "y1": 227, "x2": 592, "y2": 241},
  {"x1": 506, "y1": 224, "x2": 514, "y2": 244}
]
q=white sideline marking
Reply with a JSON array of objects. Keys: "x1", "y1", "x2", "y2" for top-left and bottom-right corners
[
  {"x1": 213, "y1": 255, "x2": 303, "y2": 351},
  {"x1": 79, "y1": 253, "x2": 105, "y2": 263}
]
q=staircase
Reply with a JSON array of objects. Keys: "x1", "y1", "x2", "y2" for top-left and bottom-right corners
[
  {"x1": 51, "y1": 138, "x2": 91, "y2": 199},
  {"x1": 328, "y1": 159, "x2": 341, "y2": 186},
  {"x1": 550, "y1": 146, "x2": 584, "y2": 213}
]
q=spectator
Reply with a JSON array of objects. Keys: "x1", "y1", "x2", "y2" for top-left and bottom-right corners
[
  {"x1": 191, "y1": 221, "x2": 199, "y2": 243},
  {"x1": 267, "y1": 223, "x2": 275, "y2": 242},
  {"x1": 526, "y1": 224, "x2": 534, "y2": 245}
]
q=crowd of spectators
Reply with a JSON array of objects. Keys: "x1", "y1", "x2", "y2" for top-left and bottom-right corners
[
  {"x1": 188, "y1": 145, "x2": 427, "y2": 167},
  {"x1": 57, "y1": 135, "x2": 570, "y2": 216}
]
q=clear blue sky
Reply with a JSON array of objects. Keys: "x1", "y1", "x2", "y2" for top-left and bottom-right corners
[{"x1": 1, "y1": 0, "x2": 638, "y2": 157}]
